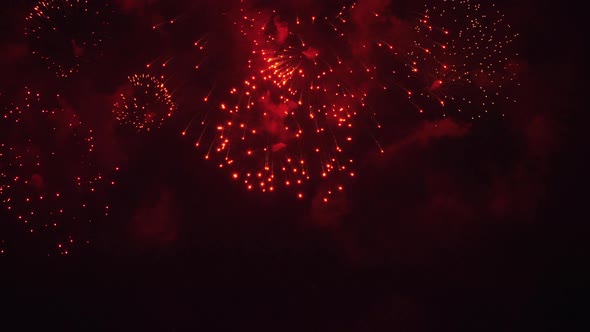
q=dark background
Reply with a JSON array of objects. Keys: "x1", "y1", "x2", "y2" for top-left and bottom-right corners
[{"x1": 1, "y1": 0, "x2": 587, "y2": 330}]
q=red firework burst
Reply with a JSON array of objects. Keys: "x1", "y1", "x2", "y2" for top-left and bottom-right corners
[
  {"x1": 113, "y1": 73, "x2": 177, "y2": 133},
  {"x1": 186, "y1": 1, "x2": 380, "y2": 201}
]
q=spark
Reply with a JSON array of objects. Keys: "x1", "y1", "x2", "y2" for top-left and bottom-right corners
[
  {"x1": 25, "y1": 0, "x2": 113, "y2": 78},
  {"x1": 1, "y1": 88, "x2": 118, "y2": 254}
]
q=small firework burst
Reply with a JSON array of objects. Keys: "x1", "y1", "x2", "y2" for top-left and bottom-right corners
[{"x1": 113, "y1": 73, "x2": 176, "y2": 133}]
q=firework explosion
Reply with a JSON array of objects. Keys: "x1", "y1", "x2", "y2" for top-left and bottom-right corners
[
  {"x1": 25, "y1": 0, "x2": 113, "y2": 78},
  {"x1": 113, "y1": 73, "x2": 177, "y2": 132},
  {"x1": 0, "y1": 88, "x2": 117, "y2": 254},
  {"x1": 186, "y1": 2, "x2": 382, "y2": 201},
  {"x1": 369, "y1": 0, "x2": 519, "y2": 119}
]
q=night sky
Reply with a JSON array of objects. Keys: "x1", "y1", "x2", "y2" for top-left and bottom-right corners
[{"x1": 0, "y1": 0, "x2": 586, "y2": 330}]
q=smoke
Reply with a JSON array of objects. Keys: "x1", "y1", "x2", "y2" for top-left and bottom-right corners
[
  {"x1": 114, "y1": 0, "x2": 158, "y2": 13},
  {"x1": 130, "y1": 187, "x2": 179, "y2": 248}
]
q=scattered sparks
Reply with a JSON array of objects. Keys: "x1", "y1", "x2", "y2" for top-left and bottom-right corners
[
  {"x1": 25, "y1": 0, "x2": 113, "y2": 78},
  {"x1": 0, "y1": 88, "x2": 117, "y2": 254},
  {"x1": 371, "y1": 0, "x2": 519, "y2": 119}
]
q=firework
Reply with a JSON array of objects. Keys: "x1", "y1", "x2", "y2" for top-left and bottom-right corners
[
  {"x1": 25, "y1": 0, "x2": 113, "y2": 78},
  {"x1": 370, "y1": 0, "x2": 519, "y2": 119},
  {"x1": 113, "y1": 73, "x2": 177, "y2": 133},
  {"x1": 0, "y1": 88, "x2": 117, "y2": 254},
  {"x1": 187, "y1": 2, "x2": 377, "y2": 200}
]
